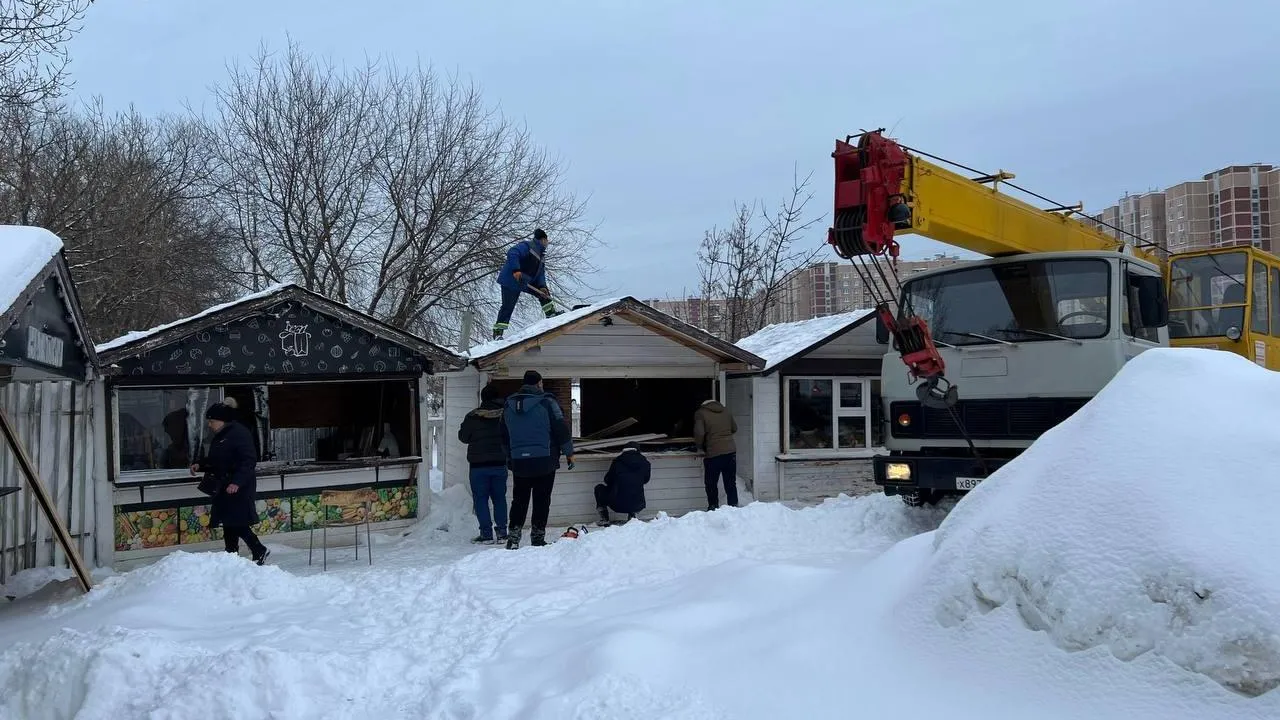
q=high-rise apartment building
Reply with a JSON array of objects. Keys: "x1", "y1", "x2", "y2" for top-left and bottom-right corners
[
  {"x1": 645, "y1": 254, "x2": 969, "y2": 338},
  {"x1": 775, "y1": 254, "x2": 968, "y2": 321},
  {"x1": 1090, "y1": 163, "x2": 1280, "y2": 254}
]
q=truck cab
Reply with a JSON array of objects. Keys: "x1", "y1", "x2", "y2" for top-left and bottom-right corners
[
  {"x1": 1167, "y1": 246, "x2": 1280, "y2": 370},
  {"x1": 872, "y1": 250, "x2": 1169, "y2": 505}
]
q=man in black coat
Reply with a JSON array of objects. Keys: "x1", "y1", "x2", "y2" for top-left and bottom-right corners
[
  {"x1": 457, "y1": 383, "x2": 510, "y2": 544},
  {"x1": 594, "y1": 442, "x2": 650, "y2": 525},
  {"x1": 193, "y1": 401, "x2": 269, "y2": 565}
]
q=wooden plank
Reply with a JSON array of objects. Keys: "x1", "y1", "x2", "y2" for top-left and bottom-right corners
[
  {"x1": 582, "y1": 417, "x2": 637, "y2": 441},
  {"x1": 573, "y1": 433, "x2": 666, "y2": 451},
  {"x1": 0, "y1": 404, "x2": 92, "y2": 592},
  {"x1": 23, "y1": 382, "x2": 37, "y2": 568}
]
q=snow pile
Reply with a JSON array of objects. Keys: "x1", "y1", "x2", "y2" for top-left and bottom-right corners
[
  {"x1": 917, "y1": 348, "x2": 1280, "y2": 697},
  {"x1": 0, "y1": 225, "x2": 63, "y2": 312},
  {"x1": 47, "y1": 551, "x2": 344, "y2": 618},
  {"x1": 95, "y1": 283, "x2": 291, "y2": 353},
  {"x1": 467, "y1": 494, "x2": 946, "y2": 589},
  {"x1": 735, "y1": 309, "x2": 874, "y2": 370},
  {"x1": 418, "y1": 483, "x2": 476, "y2": 535},
  {"x1": 465, "y1": 296, "x2": 623, "y2": 358},
  {"x1": 1, "y1": 566, "x2": 73, "y2": 601}
]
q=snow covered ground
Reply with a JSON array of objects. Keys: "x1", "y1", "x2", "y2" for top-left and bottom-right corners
[{"x1": 2, "y1": 347, "x2": 1278, "y2": 718}]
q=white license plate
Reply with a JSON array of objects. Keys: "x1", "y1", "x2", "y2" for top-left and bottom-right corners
[{"x1": 955, "y1": 476, "x2": 983, "y2": 491}]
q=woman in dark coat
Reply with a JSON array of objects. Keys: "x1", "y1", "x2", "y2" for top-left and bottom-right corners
[{"x1": 193, "y1": 401, "x2": 269, "y2": 564}]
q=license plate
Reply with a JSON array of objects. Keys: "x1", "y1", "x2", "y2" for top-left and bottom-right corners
[{"x1": 955, "y1": 476, "x2": 983, "y2": 491}]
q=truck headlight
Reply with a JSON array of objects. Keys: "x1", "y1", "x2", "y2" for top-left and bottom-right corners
[{"x1": 885, "y1": 462, "x2": 911, "y2": 481}]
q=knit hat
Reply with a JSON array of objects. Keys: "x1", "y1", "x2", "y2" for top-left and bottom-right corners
[
  {"x1": 533, "y1": 228, "x2": 548, "y2": 241},
  {"x1": 522, "y1": 370, "x2": 542, "y2": 386},
  {"x1": 204, "y1": 402, "x2": 237, "y2": 423},
  {"x1": 480, "y1": 383, "x2": 500, "y2": 403}
]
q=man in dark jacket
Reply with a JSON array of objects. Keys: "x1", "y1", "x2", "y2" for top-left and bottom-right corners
[
  {"x1": 693, "y1": 398, "x2": 739, "y2": 510},
  {"x1": 193, "y1": 401, "x2": 268, "y2": 564},
  {"x1": 595, "y1": 442, "x2": 650, "y2": 526},
  {"x1": 458, "y1": 383, "x2": 509, "y2": 544},
  {"x1": 501, "y1": 370, "x2": 575, "y2": 548},
  {"x1": 492, "y1": 228, "x2": 561, "y2": 340}
]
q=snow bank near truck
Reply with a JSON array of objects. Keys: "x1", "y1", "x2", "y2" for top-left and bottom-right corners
[{"x1": 917, "y1": 347, "x2": 1280, "y2": 696}]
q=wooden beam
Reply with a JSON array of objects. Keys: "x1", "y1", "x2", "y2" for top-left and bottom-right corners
[
  {"x1": 582, "y1": 417, "x2": 638, "y2": 440},
  {"x1": 574, "y1": 432, "x2": 667, "y2": 451},
  {"x1": 0, "y1": 405, "x2": 92, "y2": 593}
]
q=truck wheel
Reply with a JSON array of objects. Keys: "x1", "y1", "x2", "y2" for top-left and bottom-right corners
[{"x1": 899, "y1": 489, "x2": 940, "y2": 508}]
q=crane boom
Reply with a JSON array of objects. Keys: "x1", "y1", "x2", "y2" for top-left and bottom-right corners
[{"x1": 828, "y1": 130, "x2": 1158, "y2": 263}]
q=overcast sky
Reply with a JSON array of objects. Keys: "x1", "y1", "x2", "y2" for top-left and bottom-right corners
[{"x1": 69, "y1": 0, "x2": 1279, "y2": 303}]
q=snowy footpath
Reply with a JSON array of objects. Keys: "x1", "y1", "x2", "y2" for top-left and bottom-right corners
[{"x1": 3, "y1": 348, "x2": 1280, "y2": 719}]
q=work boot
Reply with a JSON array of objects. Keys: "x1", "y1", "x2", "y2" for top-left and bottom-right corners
[
  {"x1": 471, "y1": 534, "x2": 494, "y2": 544},
  {"x1": 596, "y1": 506, "x2": 610, "y2": 527},
  {"x1": 530, "y1": 526, "x2": 547, "y2": 547},
  {"x1": 492, "y1": 328, "x2": 504, "y2": 340},
  {"x1": 505, "y1": 526, "x2": 522, "y2": 550}
]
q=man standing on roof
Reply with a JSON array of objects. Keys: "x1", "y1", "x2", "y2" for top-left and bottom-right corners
[
  {"x1": 493, "y1": 228, "x2": 561, "y2": 340},
  {"x1": 694, "y1": 397, "x2": 739, "y2": 511},
  {"x1": 501, "y1": 370, "x2": 575, "y2": 549}
]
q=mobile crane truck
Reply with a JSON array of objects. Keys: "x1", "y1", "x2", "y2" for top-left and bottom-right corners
[
  {"x1": 826, "y1": 130, "x2": 1173, "y2": 506},
  {"x1": 831, "y1": 130, "x2": 1280, "y2": 505}
]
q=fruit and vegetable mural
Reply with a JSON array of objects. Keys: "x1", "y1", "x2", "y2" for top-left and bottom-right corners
[{"x1": 114, "y1": 483, "x2": 419, "y2": 551}]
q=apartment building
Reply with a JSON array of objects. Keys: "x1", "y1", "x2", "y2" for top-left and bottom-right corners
[
  {"x1": 1090, "y1": 163, "x2": 1280, "y2": 254},
  {"x1": 645, "y1": 254, "x2": 968, "y2": 337},
  {"x1": 643, "y1": 297, "x2": 722, "y2": 335},
  {"x1": 776, "y1": 254, "x2": 968, "y2": 321}
]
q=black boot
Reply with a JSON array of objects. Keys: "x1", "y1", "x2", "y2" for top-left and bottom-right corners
[
  {"x1": 530, "y1": 526, "x2": 547, "y2": 546},
  {"x1": 492, "y1": 328, "x2": 505, "y2": 340},
  {"x1": 596, "y1": 506, "x2": 610, "y2": 527},
  {"x1": 505, "y1": 526, "x2": 522, "y2": 550}
]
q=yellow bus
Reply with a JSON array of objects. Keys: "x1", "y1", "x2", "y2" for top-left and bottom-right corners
[{"x1": 1167, "y1": 246, "x2": 1280, "y2": 370}]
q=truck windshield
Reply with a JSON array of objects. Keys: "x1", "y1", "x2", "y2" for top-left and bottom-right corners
[
  {"x1": 902, "y1": 258, "x2": 1111, "y2": 346},
  {"x1": 1167, "y1": 251, "x2": 1246, "y2": 339}
]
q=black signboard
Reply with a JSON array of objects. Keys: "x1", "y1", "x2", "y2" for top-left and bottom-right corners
[
  {"x1": 113, "y1": 302, "x2": 429, "y2": 379},
  {"x1": 0, "y1": 272, "x2": 89, "y2": 381}
]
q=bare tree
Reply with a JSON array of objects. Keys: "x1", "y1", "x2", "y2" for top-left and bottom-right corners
[
  {"x1": 696, "y1": 170, "x2": 824, "y2": 341},
  {"x1": 0, "y1": 101, "x2": 232, "y2": 339},
  {"x1": 0, "y1": 0, "x2": 93, "y2": 106},
  {"x1": 202, "y1": 41, "x2": 598, "y2": 343}
]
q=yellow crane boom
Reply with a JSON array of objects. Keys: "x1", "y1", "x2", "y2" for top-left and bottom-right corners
[{"x1": 828, "y1": 130, "x2": 1159, "y2": 264}]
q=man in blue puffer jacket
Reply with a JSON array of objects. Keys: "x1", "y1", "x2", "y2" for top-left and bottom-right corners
[
  {"x1": 501, "y1": 370, "x2": 575, "y2": 548},
  {"x1": 493, "y1": 228, "x2": 561, "y2": 340}
]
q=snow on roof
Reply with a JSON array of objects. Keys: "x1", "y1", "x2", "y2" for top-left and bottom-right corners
[
  {"x1": 734, "y1": 309, "x2": 874, "y2": 371},
  {"x1": 95, "y1": 283, "x2": 293, "y2": 354},
  {"x1": 464, "y1": 296, "x2": 626, "y2": 359},
  {"x1": 0, "y1": 225, "x2": 63, "y2": 314},
  {"x1": 919, "y1": 347, "x2": 1280, "y2": 696}
]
